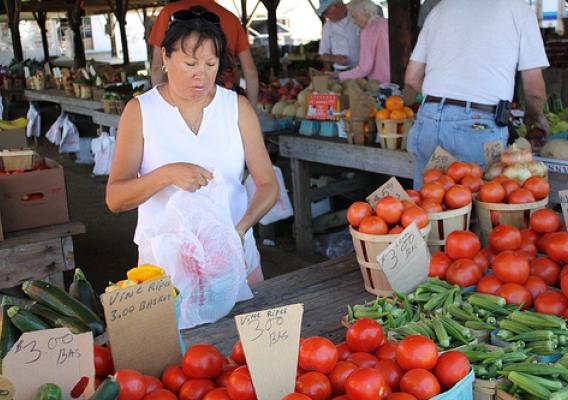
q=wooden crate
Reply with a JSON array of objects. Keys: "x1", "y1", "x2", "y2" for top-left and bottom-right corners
[
  {"x1": 0, "y1": 149, "x2": 35, "y2": 171},
  {"x1": 376, "y1": 119, "x2": 413, "y2": 150},
  {"x1": 427, "y1": 202, "x2": 472, "y2": 253},
  {"x1": 345, "y1": 118, "x2": 377, "y2": 146}
]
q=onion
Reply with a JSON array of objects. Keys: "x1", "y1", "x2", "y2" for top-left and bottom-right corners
[
  {"x1": 503, "y1": 164, "x2": 533, "y2": 184},
  {"x1": 501, "y1": 144, "x2": 533, "y2": 165},
  {"x1": 526, "y1": 160, "x2": 548, "y2": 178},
  {"x1": 271, "y1": 100, "x2": 289, "y2": 116},
  {"x1": 485, "y1": 162, "x2": 504, "y2": 180}
]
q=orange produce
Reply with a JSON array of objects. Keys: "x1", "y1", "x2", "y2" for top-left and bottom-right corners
[
  {"x1": 423, "y1": 169, "x2": 444, "y2": 184},
  {"x1": 445, "y1": 231, "x2": 481, "y2": 260},
  {"x1": 420, "y1": 182, "x2": 445, "y2": 204},
  {"x1": 403, "y1": 106, "x2": 414, "y2": 118},
  {"x1": 493, "y1": 175, "x2": 510, "y2": 184},
  {"x1": 446, "y1": 259, "x2": 483, "y2": 287},
  {"x1": 429, "y1": 252, "x2": 452, "y2": 279},
  {"x1": 418, "y1": 199, "x2": 443, "y2": 213},
  {"x1": 385, "y1": 96, "x2": 404, "y2": 112},
  {"x1": 402, "y1": 200, "x2": 417, "y2": 209},
  {"x1": 347, "y1": 202, "x2": 373, "y2": 228},
  {"x1": 405, "y1": 190, "x2": 422, "y2": 203},
  {"x1": 435, "y1": 175, "x2": 456, "y2": 191},
  {"x1": 501, "y1": 179, "x2": 521, "y2": 201},
  {"x1": 389, "y1": 226, "x2": 404, "y2": 234},
  {"x1": 447, "y1": 162, "x2": 472, "y2": 183},
  {"x1": 479, "y1": 181, "x2": 506, "y2": 203},
  {"x1": 476, "y1": 275, "x2": 503, "y2": 295},
  {"x1": 473, "y1": 251, "x2": 489, "y2": 274},
  {"x1": 444, "y1": 185, "x2": 472, "y2": 209},
  {"x1": 401, "y1": 207, "x2": 429, "y2": 228},
  {"x1": 523, "y1": 176, "x2": 549, "y2": 200},
  {"x1": 508, "y1": 188, "x2": 536, "y2": 204},
  {"x1": 375, "y1": 196, "x2": 404, "y2": 225},
  {"x1": 390, "y1": 110, "x2": 407, "y2": 120},
  {"x1": 469, "y1": 164, "x2": 483, "y2": 179},
  {"x1": 530, "y1": 208, "x2": 561, "y2": 234},
  {"x1": 493, "y1": 250, "x2": 530, "y2": 284},
  {"x1": 496, "y1": 283, "x2": 532, "y2": 310},
  {"x1": 375, "y1": 109, "x2": 390, "y2": 120},
  {"x1": 460, "y1": 175, "x2": 483, "y2": 193},
  {"x1": 359, "y1": 216, "x2": 388, "y2": 235},
  {"x1": 489, "y1": 225, "x2": 521, "y2": 252},
  {"x1": 524, "y1": 276, "x2": 547, "y2": 300}
]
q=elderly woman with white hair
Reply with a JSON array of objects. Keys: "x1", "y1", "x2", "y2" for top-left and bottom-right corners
[{"x1": 336, "y1": 0, "x2": 390, "y2": 83}]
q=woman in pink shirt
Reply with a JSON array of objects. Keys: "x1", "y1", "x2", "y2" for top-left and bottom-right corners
[{"x1": 337, "y1": 0, "x2": 390, "y2": 83}]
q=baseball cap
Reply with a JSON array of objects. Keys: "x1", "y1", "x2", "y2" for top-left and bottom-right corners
[{"x1": 317, "y1": 0, "x2": 341, "y2": 16}]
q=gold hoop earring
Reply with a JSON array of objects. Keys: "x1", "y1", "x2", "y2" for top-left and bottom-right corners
[{"x1": 161, "y1": 65, "x2": 168, "y2": 73}]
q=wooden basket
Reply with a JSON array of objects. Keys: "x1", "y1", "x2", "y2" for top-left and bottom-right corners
[
  {"x1": 427, "y1": 202, "x2": 472, "y2": 253},
  {"x1": 345, "y1": 118, "x2": 377, "y2": 146},
  {"x1": 474, "y1": 196, "x2": 548, "y2": 247},
  {"x1": 73, "y1": 83, "x2": 81, "y2": 97},
  {"x1": 376, "y1": 119, "x2": 414, "y2": 150},
  {"x1": 349, "y1": 224, "x2": 431, "y2": 296},
  {"x1": 0, "y1": 149, "x2": 35, "y2": 171},
  {"x1": 80, "y1": 84, "x2": 92, "y2": 99}
]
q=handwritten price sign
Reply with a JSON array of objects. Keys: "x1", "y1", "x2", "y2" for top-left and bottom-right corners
[
  {"x1": 484, "y1": 140, "x2": 505, "y2": 168},
  {"x1": 366, "y1": 177, "x2": 410, "y2": 208},
  {"x1": 426, "y1": 146, "x2": 456, "y2": 171}
]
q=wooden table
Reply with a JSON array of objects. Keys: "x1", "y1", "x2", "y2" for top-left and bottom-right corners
[
  {"x1": 181, "y1": 255, "x2": 370, "y2": 354},
  {"x1": 0, "y1": 222, "x2": 86, "y2": 289}
]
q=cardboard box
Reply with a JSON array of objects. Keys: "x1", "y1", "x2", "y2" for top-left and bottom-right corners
[
  {"x1": 0, "y1": 158, "x2": 69, "y2": 233},
  {"x1": 0, "y1": 128, "x2": 27, "y2": 150}
]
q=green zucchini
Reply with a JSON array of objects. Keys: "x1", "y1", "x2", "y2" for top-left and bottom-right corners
[
  {"x1": 68, "y1": 268, "x2": 104, "y2": 318},
  {"x1": 0, "y1": 298, "x2": 20, "y2": 371},
  {"x1": 91, "y1": 377, "x2": 120, "y2": 400},
  {"x1": 22, "y1": 280, "x2": 105, "y2": 336},
  {"x1": 22, "y1": 303, "x2": 89, "y2": 334},
  {"x1": 7, "y1": 307, "x2": 51, "y2": 332},
  {"x1": 32, "y1": 383, "x2": 62, "y2": 400}
]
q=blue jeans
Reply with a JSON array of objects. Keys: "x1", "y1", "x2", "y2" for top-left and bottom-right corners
[{"x1": 407, "y1": 101, "x2": 508, "y2": 189}]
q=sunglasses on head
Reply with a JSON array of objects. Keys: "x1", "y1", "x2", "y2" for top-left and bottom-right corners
[{"x1": 169, "y1": 7, "x2": 221, "y2": 27}]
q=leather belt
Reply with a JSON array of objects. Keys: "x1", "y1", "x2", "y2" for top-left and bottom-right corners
[{"x1": 424, "y1": 95, "x2": 497, "y2": 114}]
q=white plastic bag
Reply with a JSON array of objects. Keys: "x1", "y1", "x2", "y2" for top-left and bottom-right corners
[
  {"x1": 137, "y1": 175, "x2": 248, "y2": 329},
  {"x1": 59, "y1": 114, "x2": 80, "y2": 153},
  {"x1": 245, "y1": 166, "x2": 294, "y2": 225},
  {"x1": 91, "y1": 132, "x2": 115, "y2": 175},
  {"x1": 46, "y1": 113, "x2": 65, "y2": 145},
  {"x1": 26, "y1": 103, "x2": 41, "y2": 138}
]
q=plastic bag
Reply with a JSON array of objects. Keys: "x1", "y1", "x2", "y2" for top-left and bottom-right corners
[
  {"x1": 91, "y1": 132, "x2": 115, "y2": 175},
  {"x1": 26, "y1": 103, "x2": 41, "y2": 138},
  {"x1": 46, "y1": 113, "x2": 65, "y2": 145},
  {"x1": 137, "y1": 175, "x2": 248, "y2": 329},
  {"x1": 59, "y1": 114, "x2": 80, "y2": 153},
  {"x1": 245, "y1": 165, "x2": 293, "y2": 225}
]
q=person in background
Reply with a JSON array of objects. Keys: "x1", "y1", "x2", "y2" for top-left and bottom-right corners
[
  {"x1": 333, "y1": 0, "x2": 390, "y2": 83},
  {"x1": 417, "y1": 0, "x2": 442, "y2": 28},
  {"x1": 317, "y1": 0, "x2": 360, "y2": 73},
  {"x1": 405, "y1": 0, "x2": 549, "y2": 189},
  {"x1": 149, "y1": 0, "x2": 259, "y2": 108}
]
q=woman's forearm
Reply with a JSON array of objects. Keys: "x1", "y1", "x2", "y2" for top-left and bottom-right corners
[{"x1": 236, "y1": 182, "x2": 279, "y2": 233}]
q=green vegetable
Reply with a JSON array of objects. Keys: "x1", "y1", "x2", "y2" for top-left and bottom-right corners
[
  {"x1": 68, "y1": 268, "x2": 105, "y2": 318},
  {"x1": 90, "y1": 377, "x2": 120, "y2": 400},
  {"x1": 507, "y1": 372, "x2": 551, "y2": 399},
  {"x1": 431, "y1": 316, "x2": 450, "y2": 348},
  {"x1": 32, "y1": 383, "x2": 62, "y2": 400},
  {"x1": 22, "y1": 303, "x2": 89, "y2": 334},
  {"x1": 0, "y1": 297, "x2": 20, "y2": 371},
  {"x1": 509, "y1": 311, "x2": 567, "y2": 330},
  {"x1": 7, "y1": 307, "x2": 51, "y2": 332}
]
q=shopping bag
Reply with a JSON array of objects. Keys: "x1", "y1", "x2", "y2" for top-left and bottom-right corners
[
  {"x1": 90, "y1": 131, "x2": 115, "y2": 175},
  {"x1": 46, "y1": 113, "x2": 65, "y2": 145},
  {"x1": 26, "y1": 103, "x2": 41, "y2": 138},
  {"x1": 59, "y1": 114, "x2": 80, "y2": 153}
]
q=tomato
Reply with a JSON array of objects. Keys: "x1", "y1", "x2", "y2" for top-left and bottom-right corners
[
  {"x1": 531, "y1": 209, "x2": 561, "y2": 234},
  {"x1": 336, "y1": 342, "x2": 352, "y2": 362},
  {"x1": 428, "y1": 252, "x2": 452, "y2": 279},
  {"x1": 346, "y1": 318, "x2": 385, "y2": 352},
  {"x1": 347, "y1": 202, "x2": 373, "y2": 228},
  {"x1": 489, "y1": 225, "x2": 521, "y2": 252},
  {"x1": 162, "y1": 365, "x2": 189, "y2": 395},
  {"x1": 473, "y1": 251, "x2": 489, "y2": 274},
  {"x1": 493, "y1": 251, "x2": 530, "y2": 284},
  {"x1": 447, "y1": 162, "x2": 472, "y2": 182},
  {"x1": 376, "y1": 196, "x2": 404, "y2": 225},
  {"x1": 399, "y1": 369, "x2": 441, "y2": 400},
  {"x1": 299, "y1": 336, "x2": 338, "y2": 374},
  {"x1": 496, "y1": 283, "x2": 533, "y2": 309},
  {"x1": 331, "y1": 396, "x2": 350, "y2": 400},
  {"x1": 386, "y1": 394, "x2": 417, "y2": 400},
  {"x1": 508, "y1": 188, "x2": 536, "y2": 204},
  {"x1": 182, "y1": 344, "x2": 224, "y2": 379},
  {"x1": 116, "y1": 369, "x2": 147, "y2": 400},
  {"x1": 562, "y1": 274, "x2": 568, "y2": 300},
  {"x1": 521, "y1": 229, "x2": 540, "y2": 244},
  {"x1": 561, "y1": 265, "x2": 568, "y2": 281},
  {"x1": 406, "y1": 190, "x2": 422, "y2": 203},
  {"x1": 524, "y1": 276, "x2": 548, "y2": 300},
  {"x1": 480, "y1": 247, "x2": 496, "y2": 265},
  {"x1": 433, "y1": 351, "x2": 470, "y2": 390},
  {"x1": 535, "y1": 290, "x2": 568, "y2": 316},
  {"x1": 445, "y1": 231, "x2": 480, "y2": 260},
  {"x1": 436, "y1": 175, "x2": 456, "y2": 191},
  {"x1": 396, "y1": 336, "x2": 438, "y2": 371},
  {"x1": 389, "y1": 226, "x2": 405, "y2": 234},
  {"x1": 402, "y1": 200, "x2": 416, "y2": 210},
  {"x1": 479, "y1": 181, "x2": 505, "y2": 203},
  {"x1": 490, "y1": 210, "x2": 501, "y2": 226},
  {"x1": 359, "y1": 216, "x2": 389, "y2": 235},
  {"x1": 143, "y1": 390, "x2": 178, "y2": 400},
  {"x1": 417, "y1": 199, "x2": 443, "y2": 213},
  {"x1": 523, "y1": 176, "x2": 549, "y2": 200},
  {"x1": 94, "y1": 346, "x2": 115, "y2": 377},
  {"x1": 420, "y1": 182, "x2": 445, "y2": 204},
  {"x1": 328, "y1": 361, "x2": 358, "y2": 396},
  {"x1": 501, "y1": 179, "x2": 521, "y2": 201},
  {"x1": 469, "y1": 163, "x2": 484, "y2": 179},
  {"x1": 446, "y1": 259, "x2": 483, "y2": 287},
  {"x1": 178, "y1": 379, "x2": 216, "y2": 400},
  {"x1": 203, "y1": 388, "x2": 232, "y2": 400},
  {"x1": 215, "y1": 365, "x2": 237, "y2": 388},
  {"x1": 144, "y1": 376, "x2": 164, "y2": 394},
  {"x1": 296, "y1": 372, "x2": 332, "y2": 400},
  {"x1": 519, "y1": 237, "x2": 538, "y2": 258},
  {"x1": 230, "y1": 341, "x2": 246, "y2": 365},
  {"x1": 493, "y1": 175, "x2": 509, "y2": 184},
  {"x1": 345, "y1": 368, "x2": 388, "y2": 400},
  {"x1": 347, "y1": 352, "x2": 379, "y2": 368},
  {"x1": 377, "y1": 359, "x2": 403, "y2": 391},
  {"x1": 444, "y1": 185, "x2": 472, "y2": 209},
  {"x1": 537, "y1": 232, "x2": 556, "y2": 253},
  {"x1": 476, "y1": 275, "x2": 503, "y2": 295},
  {"x1": 227, "y1": 366, "x2": 256, "y2": 400},
  {"x1": 282, "y1": 394, "x2": 312, "y2": 400},
  {"x1": 530, "y1": 257, "x2": 561, "y2": 286},
  {"x1": 376, "y1": 342, "x2": 398, "y2": 361},
  {"x1": 422, "y1": 168, "x2": 444, "y2": 184},
  {"x1": 545, "y1": 232, "x2": 568, "y2": 264},
  {"x1": 460, "y1": 175, "x2": 483, "y2": 193},
  {"x1": 401, "y1": 207, "x2": 429, "y2": 229}
]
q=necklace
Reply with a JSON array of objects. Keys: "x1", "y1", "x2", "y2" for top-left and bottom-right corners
[{"x1": 165, "y1": 85, "x2": 205, "y2": 134}]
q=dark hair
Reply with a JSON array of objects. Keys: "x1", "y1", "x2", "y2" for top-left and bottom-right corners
[{"x1": 162, "y1": 6, "x2": 232, "y2": 85}]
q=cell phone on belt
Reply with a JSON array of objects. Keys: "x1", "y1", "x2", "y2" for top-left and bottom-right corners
[{"x1": 495, "y1": 100, "x2": 511, "y2": 126}]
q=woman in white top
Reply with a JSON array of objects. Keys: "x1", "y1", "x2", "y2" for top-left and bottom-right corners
[{"x1": 106, "y1": 6, "x2": 279, "y2": 285}]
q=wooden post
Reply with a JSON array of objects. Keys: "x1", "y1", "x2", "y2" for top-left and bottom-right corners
[
  {"x1": 387, "y1": 0, "x2": 420, "y2": 85},
  {"x1": 68, "y1": 0, "x2": 86, "y2": 68},
  {"x1": 290, "y1": 158, "x2": 313, "y2": 256},
  {"x1": 261, "y1": 0, "x2": 280, "y2": 78},
  {"x1": 107, "y1": 12, "x2": 118, "y2": 57},
  {"x1": 3, "y1": 0, "x2": 23, "y2": 62},
  {"x1": 115, "y1": 0, "x2": 130, "y2": 65},
  {"x1": 240, "y1": 0, "x2": 248, "y2": 29},
  {"x1": 33, "y1": 11, "x2": 50, "y2": 62}
]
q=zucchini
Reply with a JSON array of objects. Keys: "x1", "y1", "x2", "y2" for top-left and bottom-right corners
[
  {"x1": 22, "y1": 280, "x2": 105, "y2": 336},
  {"x1": 7, "y1": 307, "x2": 51, "y2": 332},
  {"x1": 32, "y1": 383, "x2": 62, "y2": 400},
  {"x1": 22, "y1": 303, "x2": 89, "y2": 334},
  {"x1": 0, "y1": 298, "x2": 20, "y2": 371},
  {"x1": 91, "y1": 377, "x2": 120, "y2": 400},
  {"x1": 68, "y1": 268, "x2": 104, "y2": 318}
]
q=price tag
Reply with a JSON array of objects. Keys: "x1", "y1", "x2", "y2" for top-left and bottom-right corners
[
  {"x1": 23, "y1": 67, "x2": 30, "y2": 79},
  {"x1": 2, "y1": 328, "x2": 90, "y2": 400},
  {"x1": 376, "y1": 223, "x2": 430, "y2": 294},
  {"x1": 89, "y1": 65, "x2": 97, "y2": 77},
  {"x1": 100, "y1": 277, "x2": 182, "y2": 377},
  {"x1": 366, "y1": 177, "x2": 410, "y2": 208},
  {"x1": 0, "y1": 376, "x2": 15, "y2": 400},
  {"x1": 483, "y1": 140, "x2": 505, "y2": 168},
  {"x1": 53, "y1": 67, "x2": 61, "y2": 79},
  {"x1": 235, "y1": 304, "x2": 304, "y2": 400},
  {"x1": 559, "y1": 190, "x2": 568, "y2": 228},
  {"x1": 425, "y1": 146, "x2": 456, "y2": 171}
]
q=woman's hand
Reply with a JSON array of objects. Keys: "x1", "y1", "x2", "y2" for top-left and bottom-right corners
[{"x1": 165, "y1": 162, "x2": 213, "y2": 192}]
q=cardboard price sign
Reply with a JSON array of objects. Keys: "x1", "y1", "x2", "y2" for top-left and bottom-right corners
[
  {"x1": 0, "y1": 376, "x2": 14, "y2": 400},
  {"x1": 2, "y1": 328, "x2": 93, "y2": 400},
  {"x1": 235, "y1": 304, "x2": 304, "y2": 400},
  {"x1": 376, "y1": 222, "x2": 430, "y2": 294},
  {"x1": 100, "y1": 277, "x2": 181, "y2": 377},
  {"x1": 484, "y1": 140, "x2": 505, "y2": 168},
  {"x1": 559, "y1": 190, "x2": 568, "y2": 228},
  {"x1": 425, "y1": 146, "x2": 457, "y2": 171},
  {"x1": 366, "y1": 177, "x2": 410, "y2": 208}
]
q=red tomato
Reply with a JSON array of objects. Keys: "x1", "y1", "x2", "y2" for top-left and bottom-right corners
[
  {"x1": 446, "y1": 259, "x2": 483, "y2": 287},
  {"x1": 203, "y1": 388, "x2": 232, "y2": 400},
  {"x1": 531, "y1": 209, "x2": 561, "y2": 234},
  {"x1": 445, "y1": 231, "x2": 480, "y2": 260},
  {"x1": 434, "y1": 351, "x2": 470, "y2": 390},
  {"x1": 519, "y1": 238, "x2": 538, "y2": 258},
  {"x1": 508, "y1": 188, "x2": 536, "y2": 204},
  {"x1": 376, "y1": 196, "x2": 404, "y2": 225},
  {"x1": 94, "y1": 346, "x2": 115, "y2": 377},
  {"x1": 182, "y1": 344, "x2": 224, "y2": 379},
  {"x1": 496, "y1": 283, "x2": 533, "y2": 309},
  {"x1": 524, "y1": 276, "x2": 548, "y2": 300},
  {"x1": 420, "y1": 182, "x2": 445, "y2": 204},
  {"x1": 491, "y1": 210, "x2": 501, "y2": 226},
  {"x1": 296, "y1": 372, "x2": 332, "y2": 400},
  {"x1": 444, "y1": 185, "x2": 472, "y2": 209},
  {"x1": 489, "y1": 225, "x2": 522, "y2": 252},
  {"x1": 281, "y1": 394, "x2": 312, "y2": 400},
  {"x1": 476, "y1": 275, "x2": 503, "y2": 295},
  {"x1": 469, "y1": 163, "x2": 484, "y2": 179},
  {"x1": 162, "y1": 365, "x2": 189, "y2": 395},
  {"x1": 331, "y1": 396, "x2": 350, "y2": 400},
  {"x1": 447, "y1": 162, "x2": 472, "y2": 182},
  {"x1": 479, "y1": 181, "x2": 505, "y2": 203},
  {"x1": 423, "y1": 168, "x2": 444, "y2": 184},
  {"x1": 347, "y1": 202, "x2": 373, "y2": 228},
  {"x1": 480, "y1": 247, "x2": 496, "y2": 265},
  {"x1": 401, "y1": 207, "x2": 429, "y2": 229},
  {"x1": 227, "y1": 366, "x2": 256, "y2": 400},
  {"x1": 460, "y1": 175, "x2": 483, "y2": 193},
  {"x1": 406, "y1": 190, "x2": 422, "y2": 204},
  {"x1": 493, "y1": 251, "x2": 530, "y2": 284},
  {"x1": 501, "y1": 179, "x2": 521, "y2": 201},
  {"x1": 562, "y1": 274, "x2": 568, "y2": 300},
  {"x1": 523, "y1": 176, "x2": 549, "y2": 200},
  {"x1": 345, "y1": 368, "x2": 388, "y2": 400},
  {"x1": 230, "y1": 341, "x2": 246, "y2": 365},
  {"x1": 389, "y1": 226, "x2": 405, "y2": 234},
  {"x1": 347, "y1": 352, "x2": 379, "y2": 368},
  {"x1": 178, "y1": 379, "x2": 216, "y2": 400},
  {"x1": 215, "y1": 365, "x2": 237, "y2": 388},
  {"x1": 377, "y1": 359, "x2": 403, "y2": 391},
  {"x1": 530, "y1": 257, "x2": 561, "y2": 286},
  {"x1": 537, "y1": 232, "x2": 556, "y2": 253},
  {"x1": 375, "y1": 342, "x2": 398, "y2": 361},
  {"x1": 436, "y1": 175, "x2": 456, "y2": 191},
  {"x1": 328, "y1": 361, "x2": 358, "y2": 396},
  {"x1": 473, "y1": 251, "x2": 489, "y2": 274},
  {"x1": 535, "y1": 290, "x2": 568, "y2": 316},
  {"x1": 545, "y1": 232, "x2": 568, "y2": 264},
  {"x1": 346, "y1": 318, "x2": 385, "y2": 353},
  {"x1": 359, "y1": 216, "x2": 389, "y2": 235},
  {"x1": 561, "y1": 265, "x2": 568, "y2": 281},
  {"x1": 335, "y1": 342, "x2": 352, "y2": 362},
  {"x1": 116, "y1": 369, "x2": 147, "y2": 400},
  {"x1": 299, "y1": 336, "x2": 338, "y2": 374},
  {"x1": 144, "y1": 376, "x2": 164, "y2": 394},
  {"x1": 418, "y1": 199, "x2": 443, "y2": 213},
  {"x1": 396, "y1": 336, "x2": 438, "y2": 371},
  {"x1": 521, "y1": 229, "x2": 540, "y2": 244},
  {"x1": 143, "y1": 390, "x2": 178, "y2": 400},
  {"x1": 428, "y1": 252, "x2": 452, "y2": 279},
  {"x1": 386, "y1": 393, "x2": 418, "y2": 400},
  {"x1": 402, "y1": 200, "x2": 417, "y2": 210},
  {"x1": 399, "y1": 369, "x2": 441, "y2": 400}
]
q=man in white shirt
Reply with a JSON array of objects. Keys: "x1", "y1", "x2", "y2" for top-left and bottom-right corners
[
  {"x1": 318, "y1": 0, "x2": 360, "y2": 72},
  {"x1": 405, "y1": 0, "x2": 549, "y2": 188}
]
